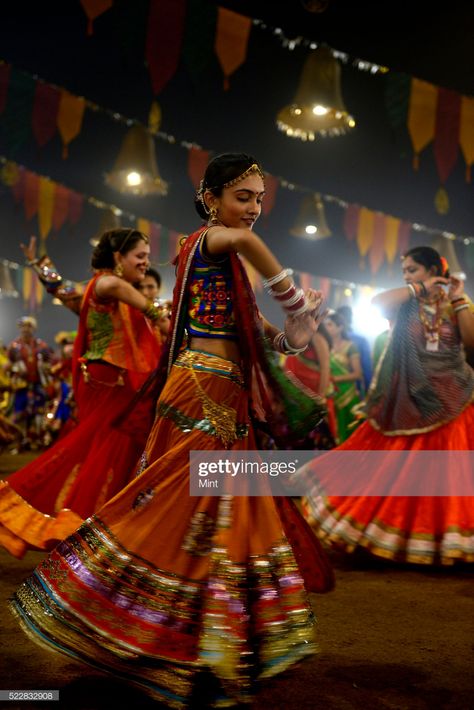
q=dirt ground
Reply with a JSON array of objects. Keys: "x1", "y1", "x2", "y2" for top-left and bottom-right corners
[{"x1": 0, "y1": 453, "x2": 473, "y2": 710}]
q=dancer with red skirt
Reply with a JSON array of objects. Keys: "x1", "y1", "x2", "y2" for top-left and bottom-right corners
[
  {"x1": 0, "y1": 228, "x2": 163, "y2": 558},
  {"x1": 301, "y1": 246, "x2": 474, "y2": 565}
]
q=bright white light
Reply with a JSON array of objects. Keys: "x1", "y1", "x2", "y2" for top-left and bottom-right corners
[
  {"x1": 305, "y1": 224, "x2": 317, "y2": 234},
  {"x1": 126, "y1": 171, "x2": 142, "y2": 186},
  {"x1": 352, "y1": 298, "x2": 389, "y2": 342},
  {"x1": 312, "y1": 104, "x2": 328, "y2": 116}
]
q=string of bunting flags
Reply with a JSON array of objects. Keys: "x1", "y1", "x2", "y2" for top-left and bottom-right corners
[
  {"x1": 0, "y1": 158, "x2": 379, "y2": 310},
  {"x1": 77, "y1": 0, "x2": 474, "y2": 197},
  {"x1": 2, "y1": 0, "x2": 473, "y2": 203},
  {"x1": 1, "y1": 60, "x2": 474, "y2": 277}
]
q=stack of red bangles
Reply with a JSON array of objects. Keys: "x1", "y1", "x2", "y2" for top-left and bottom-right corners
[
  {"x1": 263, "y1": 268, "x2": 310, "y2": 355},
  {"x1": 263, "y1": 268, "x2": 309, "y2": 317}
]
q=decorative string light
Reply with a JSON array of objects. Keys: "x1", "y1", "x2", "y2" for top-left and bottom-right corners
[{"x1": 252, "y1": 19, "x2": 389, "y2": 74}]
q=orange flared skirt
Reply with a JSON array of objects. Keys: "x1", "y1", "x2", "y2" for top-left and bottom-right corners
[
  {"x1": 12, "y1": 349, "x2": 333, "y2": 707},
  {"x1": 301, "y1": 405, "x2": 474, "y2": 564}
]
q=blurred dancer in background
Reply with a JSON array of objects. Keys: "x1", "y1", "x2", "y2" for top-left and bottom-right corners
[{"x1": 6, "y1": 316, "x2": 54, "y2": 450}]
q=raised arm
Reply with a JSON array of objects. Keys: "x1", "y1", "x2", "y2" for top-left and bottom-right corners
[
  {"x1": 206, "y1": 226, "x2": 292, "y2": 291},
  {"x1": 372, "y1": 275, "x2": 449, "y2": 319},
  {"x1": 94, "y1": 273, "x2": 151, "y2": 311},
  {"x1": 21, "y1": 236, "x2": 84, "y2": 315},
  {"x1": 206, "y1": 226, "x2": 325, "y2": 352}
]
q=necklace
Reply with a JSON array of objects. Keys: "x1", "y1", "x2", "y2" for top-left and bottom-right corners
[{"x1": 418, "y1": 292, "x2": 446, "y2": 351}]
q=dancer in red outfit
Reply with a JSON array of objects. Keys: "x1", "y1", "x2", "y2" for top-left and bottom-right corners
[
  {"x1": 301, "y1": 246, "x2": 474, "y2": 564},
  {"x1": 11, "y1": 153, "x2": 333, "y2": 708},
  {"x1": 0, "y1": 228, "x2": 163, "y2": 558}
]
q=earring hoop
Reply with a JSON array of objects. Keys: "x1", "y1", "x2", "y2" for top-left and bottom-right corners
[{"x1": 113, "y1": 263, "x2": 124, "y2": 277}]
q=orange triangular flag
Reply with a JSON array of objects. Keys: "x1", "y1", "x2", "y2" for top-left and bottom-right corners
[
  {"x1": 57, "y1": 91, "x2": 86, "y2": 158},
  {"x1": 215, "y1": 7, "x2": 251, "y2": 90},
  {"x1": 356, "y1": 207, "x2": 375, "y2": 258}
]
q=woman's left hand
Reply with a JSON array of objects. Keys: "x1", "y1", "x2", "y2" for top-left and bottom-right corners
[{"x1": 284, "y1": 289, "x2": 327, "y2": 349}]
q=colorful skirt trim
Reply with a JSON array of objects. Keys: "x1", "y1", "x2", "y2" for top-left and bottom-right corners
[{"x1": 301, "y1": 405, "x2": 474, "y2": 565}]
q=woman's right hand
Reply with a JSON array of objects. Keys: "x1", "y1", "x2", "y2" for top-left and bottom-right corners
[
  {"x1": 20, "y1": 235, "x2": 37, "y2": 262},
  {"x1": 421, "y1": 275, "x2": 449, "y2": 296}
]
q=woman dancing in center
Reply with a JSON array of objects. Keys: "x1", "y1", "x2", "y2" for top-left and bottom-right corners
[{"x1": 11, "y1": 153, "x2": 334, "y2": 707}]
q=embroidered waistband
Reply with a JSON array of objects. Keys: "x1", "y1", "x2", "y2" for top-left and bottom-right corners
[{"x1": 174, "y1": 349, "x2": 244, "y2": 387}]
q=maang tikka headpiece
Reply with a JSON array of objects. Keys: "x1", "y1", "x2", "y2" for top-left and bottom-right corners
[
  {"x1": 221, "y1": 163, "x2": 265, "y2": 188},
  {"x1": 196, "y1": 164, "x2": 265, "y2": 213}
]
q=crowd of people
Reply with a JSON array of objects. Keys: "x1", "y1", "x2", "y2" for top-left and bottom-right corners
[{"x1": 0, "y1": 152, "x2": 473, "y2": 707}]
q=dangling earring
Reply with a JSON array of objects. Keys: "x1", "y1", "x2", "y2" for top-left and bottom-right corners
[
  {"x1": 209, "y1": 206, "x2": 219, "y2": 224},
  {"x1": 113, "y1": 263, "x2": 124, "y2": 277}
]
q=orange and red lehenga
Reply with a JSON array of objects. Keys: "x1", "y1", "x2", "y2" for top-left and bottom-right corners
[
  {"x1": 300, "y1": 295, "x2": 474, "y2": 565},
  {"x1": 11, "y1": 227, "x2": 333, "y2": 708},
  {"x1": 0, "y1": 273, "x2": 162, "y2": 558}
]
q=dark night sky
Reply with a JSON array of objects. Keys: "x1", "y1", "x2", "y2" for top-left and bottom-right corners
[{"x1": 1, "y1": 0, "x2": 474, "y2": 344}]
